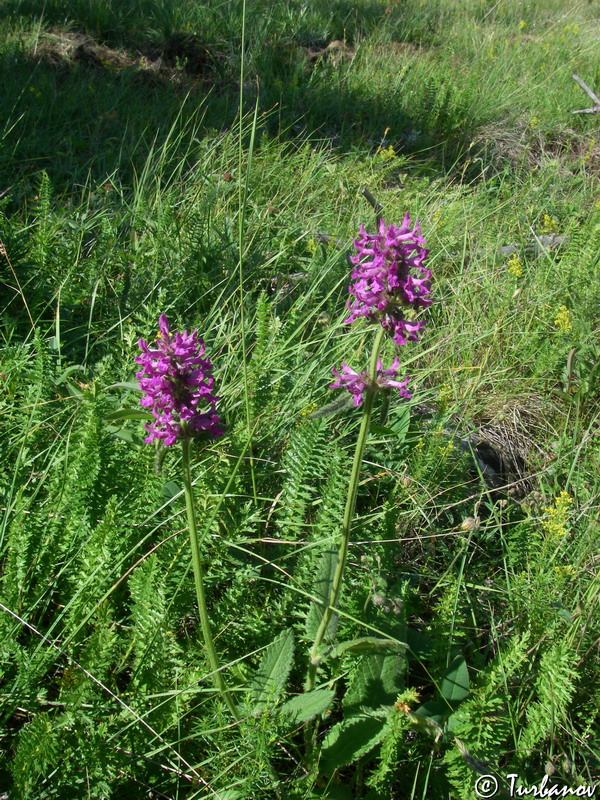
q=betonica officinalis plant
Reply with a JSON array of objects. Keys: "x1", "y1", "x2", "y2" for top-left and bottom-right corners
[
  {"x1": 135, "y1": 313, "x2": 240, "y2": 721},
  {"x1": 132, "y1": 209, "x2": 432, "y2": 773},
  {"x1": 305, "y1": 213, "x2": 432, "y2": 692}
]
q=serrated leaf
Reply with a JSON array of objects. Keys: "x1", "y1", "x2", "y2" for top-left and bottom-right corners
[
  {"x1": 250, "y1": 629, "x2": 294, "y2": 710},
  {"x1": 104, "y1": 408, "x2": 153, "y2": 421},
  {"x1": 305, "y1": 546, "x2": 338, "y2": 642},
  {"x1": 332, "y1": 637, "x2": 408, "y2": 658},
  {"x1": 344, "y1": 652, "x2": 406, "y2": 712},
  {"x1": 280, "y1": 689, "x2": 334, "y2": 723},
  {"x1": 321, "y1": 715, "x2": 387, "y2": 771},
  {"x1": 440, "y1": 655, "x2": 470, "y2": 707}
]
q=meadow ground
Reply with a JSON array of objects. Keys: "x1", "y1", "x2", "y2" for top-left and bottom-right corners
[{"x1": 0, "y1": 0, "x2": 599, "y2": 798}]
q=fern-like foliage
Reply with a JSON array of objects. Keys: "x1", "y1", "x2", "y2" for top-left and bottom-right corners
[
  {"x1": 442, "y1": 632, "x2": 531, "y2": 798},
  {"x1": 519, "y1": 641, "x2": 578, "y2": 757},
  {"x1": 128, "y1": 553, "x2": 183, "y2": 706},
  {"x1": 275, "y1": 418, "x2": 326, "y2": 539},
  {"x1": 11, "y1": 712, "x2": 59, "y2": 799},
  {"x1": 32, "y1": 171, "x2": 53, "y2": 274}
]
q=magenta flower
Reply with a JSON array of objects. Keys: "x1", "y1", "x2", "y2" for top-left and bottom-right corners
[
  {"x1": 345, "y1": 215, "x2": 432, "y2": 346},
  {"x1": 330, "y1": 358, "x2": 411, "y2": 407},
  {"x1": 135, "y1": 314, "x2": 224, "y2": 445}
]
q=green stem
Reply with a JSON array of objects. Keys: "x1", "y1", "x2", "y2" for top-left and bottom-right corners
[
  {"x1": 306, "y1": 326, "x2": 386, "y2": 690},
  {"x1": 181, "y1": 438, "x2": 240, "y2": 721}
]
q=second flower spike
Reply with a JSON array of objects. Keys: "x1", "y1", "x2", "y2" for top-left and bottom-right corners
[{"x1": 345, "y1": 215, "x2": 432, "y2": 346}]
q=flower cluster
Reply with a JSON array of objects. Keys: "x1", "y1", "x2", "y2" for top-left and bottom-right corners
[
  {"x1": 542, "y1": 491, "x2": 573, "y2": 539},
  {"x1": 345, "y1": 215, "x2": 432, "y2": 346},
  {"x1": 507, "y1": 253, "x2": 523, "y2": 278},
  {"x1": 554, "y1": 304, "x2": 573, "y2": 333},
  {"x1": 330, "y1": 358, "x2": 411, "y2": 407},
  {"x1": 136, "y1": 314, "x2": 223, "y2": 446}
]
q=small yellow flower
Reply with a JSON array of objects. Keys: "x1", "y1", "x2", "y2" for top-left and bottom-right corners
[
  {"x1": 542, "y1": 491, "x2": 573, "y2": 538},
  {"x1": 554, "y1": 305, "x2": 573, "y2": 333},
  {"x1": 529, "y1": 116, "x2": 540, "y2": 130},
  {"x1": 554, "y1": 564, "x2": 576, "y2": 577},
  {"x1": 299, "y1": 401, "x2": 318, "y2": 417},
  {"x1": 519, "y1": 20, "x2": 527, "y2": 30},
  {"x1": 507, "y1": 253, "x2": 523, "y2": 277},
  {"x1": 306, "y1": 237, "x2": 317, "y2": 254},
  {"x1": 437, "y1": 384, "x2": 452, "y2": 405},
  {"x1": 583, "y1": 138, "x2": 596, "y2": 163},
  {"x1": 377, "y1": 144, "x2": 396, "y2": 161},
  {"x1": 541, "y1": 213, "x2": 558, "y2": 233}
]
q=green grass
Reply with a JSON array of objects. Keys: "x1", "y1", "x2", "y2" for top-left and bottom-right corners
[{"x1": 0, "y1": 0, "x2": 599, "y2": 797}]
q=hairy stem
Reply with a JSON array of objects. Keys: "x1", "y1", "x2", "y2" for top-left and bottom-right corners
[
  {"x1": 181, "y1": 438, "x2": 240, "y2": 721},
  {"x1": 306, "y1": 325, "x2": 386, "y2": 690}
]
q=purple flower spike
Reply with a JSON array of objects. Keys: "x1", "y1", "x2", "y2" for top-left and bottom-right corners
[
  {"x1": 345, "y1": 216, "x2": 432, "y2": 343},
  {"x1": 330, "y1": 358, "x2": 411, "y2": 407},
  {"x1": 135, "y1": 314, "x2": 224, "y2": 445}
]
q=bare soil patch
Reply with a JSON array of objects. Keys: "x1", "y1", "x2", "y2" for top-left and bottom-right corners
[{"x1": 30, "y1": 30, "x2": 221, "y2": 86}]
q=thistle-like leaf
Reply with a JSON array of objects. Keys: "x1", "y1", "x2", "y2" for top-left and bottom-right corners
[{"x1": 250, "y1": 628, "x2": 294, "y2": 710}]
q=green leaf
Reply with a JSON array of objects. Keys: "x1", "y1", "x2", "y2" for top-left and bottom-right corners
[
  {"x1": 369, "y1": 423, "x2": 398, "y2": 437},
  {"x1": 250, "y1": 629, "x2": 294, "y2": 710},
  {"x1": 551, "y1": 601, "x2": 573, "y2": 623},
  {"x1": 389, "y1": 405, "x2": 410, "y2": 442},
  {"x1": 54, "y1": 364, "x2": 85, "y2": 385},
  {"x1": 332, "y1": 637, "x2": 408, "y2": 658},
  {"x1": 321, "y1": 715, "x2": 387, "y2": 771},
  {"x1": 405, "y1": 628, "x2": 433, "y2": 658},
  {"x1": 104, "y1": 408, "x2": 154, "y2": 421},
  {"x1": 109, "y1": 381, "x2": 141, "y2": 391},
  {"x1": 440, "y1": 655, "x2": 470, "y2": 707},
  {"x1": 344, "y1": 652, "x2": 406, "y2": 712},
  {"x1": 413, "y1": 699, "x2": 450, "y2": 724},
  {"x1": 106, "y1": 426, "x2": 138, "y2": 443},
  {"x1": 305, "y1": 546, "x2": 338, "y2": 642},
  {"x1": 161, "y1": 481, "x2": 181, "y2": 499},
  {"x1": 409, "y1": 705, "x2": 445, "y2": 737},
  {"x1": 280, "y1": 689, "x2": 334, "y2": 724}
]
